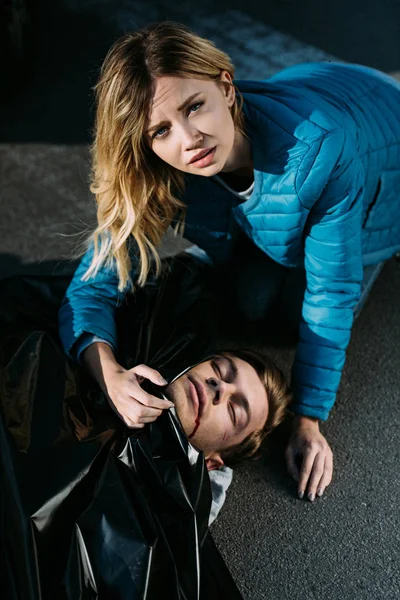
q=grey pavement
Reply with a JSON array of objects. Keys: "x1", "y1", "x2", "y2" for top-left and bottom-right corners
[
  {"x1": 1, "y1": 1, "x2": 400, "y2": 599},
  {"x1": 227, "y1": 0, "x2": 400, "y2": 73}
]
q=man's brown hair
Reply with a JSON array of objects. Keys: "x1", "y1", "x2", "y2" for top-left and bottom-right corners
[{"x1": 219, "y1": 349, "x2": 292, "y2": 467}]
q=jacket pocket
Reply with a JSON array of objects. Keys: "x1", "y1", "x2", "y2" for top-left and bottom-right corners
[{"x1": 363, "y1": 169, "x2": 400, "y2": 231}]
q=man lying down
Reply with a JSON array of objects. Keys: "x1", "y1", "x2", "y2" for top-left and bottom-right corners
[
  {"x1": 121, "y1": 348, "x2": 291, "y2": 522},
  {"x1": 0, "y1": 339, "x2": 291, "y2": 599},
  {"x1": 76, "y1": 249, "x2": 292, "y2": 523},
  {"x1": 0, "y1": 256, "x2": 291, "y2": 597}
]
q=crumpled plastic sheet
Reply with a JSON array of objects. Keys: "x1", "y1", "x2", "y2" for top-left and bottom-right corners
[{"x1": 0, "y1": 257, "x2": 243, "y2": 599}]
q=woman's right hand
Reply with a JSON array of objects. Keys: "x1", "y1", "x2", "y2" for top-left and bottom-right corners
[
  {"x1": 104, "y1": 363, "x2": 174, "y2": 428},
  {"x1": 82, "y1": 342, "x2": 173, "y2": 428}
]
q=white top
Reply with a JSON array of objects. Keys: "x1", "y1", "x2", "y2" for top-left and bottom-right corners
[
  {"x1": 214, "y1": 174, "x2": 255, "y2": 200},
  {"x1": 168, "y1": 404, "x2": 233, "y2": 525}
]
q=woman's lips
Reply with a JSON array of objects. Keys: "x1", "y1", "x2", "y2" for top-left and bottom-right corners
[{"x1": 189, "y1": 146, "x2": 216, "y2": 168}]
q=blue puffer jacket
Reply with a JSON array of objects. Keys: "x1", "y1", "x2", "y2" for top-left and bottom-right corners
[{"x1": 59, "y1": 62, "x2": 400, "y2": 421}]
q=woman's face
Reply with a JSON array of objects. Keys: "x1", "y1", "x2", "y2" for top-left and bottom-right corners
[{"x1": 146, "y1": 72, "x2": 239, "y2": 176}]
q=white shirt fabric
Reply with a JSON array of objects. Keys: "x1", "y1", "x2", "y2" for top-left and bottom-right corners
[
  {"x1": 213, "y1": 174, "x2": 255, "y2": 200},
  {"x1": 168, "y1": 407, "x2": 233, "y2": 525}
]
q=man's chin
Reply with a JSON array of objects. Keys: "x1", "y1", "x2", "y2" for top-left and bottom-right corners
[{"x1": 164, "y1": 381, "x2": 192, "y2": 436}]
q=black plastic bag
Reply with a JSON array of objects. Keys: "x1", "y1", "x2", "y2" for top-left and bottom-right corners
[{"x1": 0, "y1": 256, "x2": 243, "y2": 599}]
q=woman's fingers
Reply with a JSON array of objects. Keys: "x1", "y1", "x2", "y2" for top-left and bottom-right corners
[
  {"x1": 131, "y1": 364, "x2": 168, "y2": 386},
  {"x1": 125, "y1": 402, "x2": 163, "y2": 420},
  {"x1": 126, "y1": 383, "x2": 167, "y2": 410},
  {"x1": 125, "y1": 415, "x2": 160, "y2": 428},
  {"x1": 125, "y1": 422, "x2": 146, "y2": 429},
  {"x1": 287, "y1": 418, "x2": 334, "y2": 502},
  {"x1": 316, "y1": 451, "x2": 334, "y2": 498},
  {"x1": 115, "y1": 390, "x2": 165, "y2": 424},
  {"x1": 298, "y1": 447, "x2": 318, "y2": 499},
  {"x1": 122, "y1": 409, "x2": 161, "y2": 428},
  {"x1": 105, "y1": 363, "x2": 173, "y2": 428},
  {"x1": 127, "y1": 367, "x2": 172, "y2": 411},
  {"x1": 285, "y1": 445, "x2": 300, "y2": 482},
  {"x1": 305, "y1": 453, "x2": 326, "y2": 502},
  {"x1": 127, "y1": 387, "x2": 173, "y2": 411},
  {"x1": 138, "y1": 414, "x2": 164, "y2": 424}
]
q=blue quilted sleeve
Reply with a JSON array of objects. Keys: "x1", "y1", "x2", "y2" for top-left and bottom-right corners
[
  {"x1": 58, "y1": 241, "x2": 129, "y2": 361},
  {"x1": 291, "y1": 130, "x2": 365, "y2": 420}
]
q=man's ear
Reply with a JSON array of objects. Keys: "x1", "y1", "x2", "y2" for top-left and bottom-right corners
[{"x1": 205, "y1": 452, "x2": 224, "y2": 471}]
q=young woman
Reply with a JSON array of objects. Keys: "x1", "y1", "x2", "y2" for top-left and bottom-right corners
[{"x1": 59, "y1": 21, "x2": 400, "y2": 503}]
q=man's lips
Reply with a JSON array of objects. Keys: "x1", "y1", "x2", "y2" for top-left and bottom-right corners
[
  {"x1": 188, "y1": 146, "x2": 215, "y2": 164},
  {"x1": 187, "y1": 378, "x2": 199, "y2": 417},
  {"x1": 187, "y1": 375, "x2": 207, "y2": 419}
]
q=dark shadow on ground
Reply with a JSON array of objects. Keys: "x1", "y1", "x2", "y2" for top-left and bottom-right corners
[
  {"x1": 1, "y1": 0, "x2": 120, "y2": 144},
  {"x1": 227, "y1": 0, "x2": 400, "y2": 72},
  {"x1": 0, "y1": 253, "x2": 78, "y2": 279}
]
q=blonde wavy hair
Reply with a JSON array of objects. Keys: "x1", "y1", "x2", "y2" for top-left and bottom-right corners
[{"x1": 83, "y1": 21, "x2": 246, "y2": 291}]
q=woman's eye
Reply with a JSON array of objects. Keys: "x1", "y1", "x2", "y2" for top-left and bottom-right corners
[
  {"x1": 188, "y1": 102, "x2": 203, "y2": 114},
  {"x1": 153, "y1": 126, "x2": 168, "y2": 140},
  {"x1": 152, "y1": 103, "x2": 202, "y2": 140}
]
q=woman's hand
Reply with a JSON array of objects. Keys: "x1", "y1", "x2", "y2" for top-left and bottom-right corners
[
  {"x1": 285, "y1": 415, "x2": 333, "y2": 501},
  {"x1": 104, "y1": 363, "x2": 174, "y2": 428},
  {"x1": 83, "y1": 342, "x2": 173, "y2": 428}
]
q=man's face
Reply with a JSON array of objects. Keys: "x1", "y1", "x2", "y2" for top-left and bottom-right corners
[
  {"x1": 165, "y1": 354, "x2": 269, "y2": 466},
  {"x1": 145, "y1": 73, "x2": 237, "y2": 176}
]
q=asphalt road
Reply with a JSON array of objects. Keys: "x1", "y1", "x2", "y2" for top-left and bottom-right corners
[
  {"x1": 1, "y1": 1, "x2": 399, "y2": 598},
  {"x1": 227, "y1": 0, "x2": 400, "y2": 72}
]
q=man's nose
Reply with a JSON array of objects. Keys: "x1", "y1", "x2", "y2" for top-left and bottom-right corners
[{"x1": 208, "y1": 378, "x2": 233, "y2": 405}]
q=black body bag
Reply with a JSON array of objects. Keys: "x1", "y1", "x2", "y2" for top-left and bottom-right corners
[{"x1": 0, "y1": 255, "x2": 243, "y2": 600}]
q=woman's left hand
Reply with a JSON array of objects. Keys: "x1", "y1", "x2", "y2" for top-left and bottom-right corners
[{"x1": 285, "y1": 415, "x2": 333, "y2": 501}]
